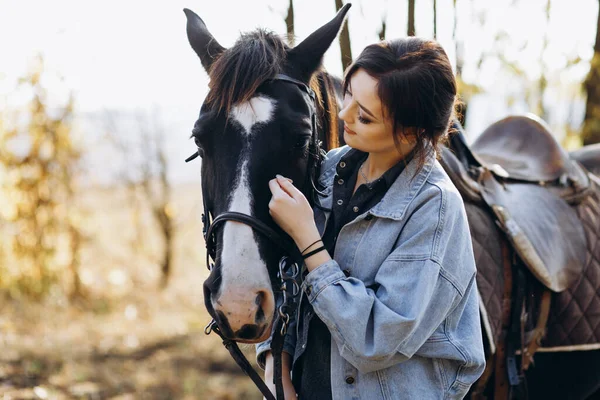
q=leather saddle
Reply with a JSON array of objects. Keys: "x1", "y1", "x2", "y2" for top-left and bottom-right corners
[
  {"x1": 571, "y1": 143, "x2": 600, "y2": 176},
  {"x1": 441, "y1": 115, "x2": 591, "y2": 292}
]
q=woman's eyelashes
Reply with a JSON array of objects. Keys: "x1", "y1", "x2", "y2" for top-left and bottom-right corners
[
  {"x1": 344, "y1": 89, "x2": 372, "y2": 125},
  {"x1": 358, "y1": 115, "x2": 372, "y2": 124}
]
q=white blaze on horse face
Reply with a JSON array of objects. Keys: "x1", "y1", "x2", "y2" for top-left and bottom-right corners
[
  {"x1": 230, "y1": 96, "x2": 275, "y2": 136},
  {"x1": 216, "y1": 96, "x2": 276, "y2": 332}
]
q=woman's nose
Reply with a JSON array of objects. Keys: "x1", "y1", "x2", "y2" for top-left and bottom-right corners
[{"x1": 338, "y1": 101, "x2": 353, "y2": 122}]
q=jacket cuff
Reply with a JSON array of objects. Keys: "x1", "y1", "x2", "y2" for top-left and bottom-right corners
[
  {"x1": 255, "y1": 338, "x2": 273, "y2": 370},
  {"x1": 255, "y1": 337, "x2": 296, "y2": 370},
  {"x1": 302, "y1": 259, "x2": 346, "y2": 303}
]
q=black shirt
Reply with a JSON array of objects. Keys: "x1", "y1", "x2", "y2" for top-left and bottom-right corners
[{"x1": 293, "y1": 148, "x2": 412, "y2": 399}]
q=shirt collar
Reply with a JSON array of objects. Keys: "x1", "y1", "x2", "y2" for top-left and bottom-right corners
[
  {"x1": 335, "y1": 148, "x2": 415, "y2": 191},
  {"x1": 369, "y1": 144, "x2": 436, "y2": 221}
]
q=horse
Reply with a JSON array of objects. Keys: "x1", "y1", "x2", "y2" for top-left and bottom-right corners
[
  {"x1": 442, "y1": 116, "x2": 600, "y2": 399},
  {"x1": 183, "y1": 7, "x2": 600, "y2": 398},
  {"x1": 183, "y1": 5, "x2": 349, "y2": 345}
]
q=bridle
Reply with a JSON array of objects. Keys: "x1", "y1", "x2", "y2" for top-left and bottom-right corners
[{"x1": 185, "y1": 74, "x2": 326, "y2": 400}]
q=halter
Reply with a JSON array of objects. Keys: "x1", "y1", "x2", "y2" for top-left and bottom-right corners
[{"x1": 185, "y1": 74, "x2": 325, "y2": 400}]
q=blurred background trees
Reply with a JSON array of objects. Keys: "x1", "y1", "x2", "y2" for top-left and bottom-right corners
[
  {"x1": 0, "y1": 0, "x2": 600, "y2": 398},
  {"x1": 0, "y1": 56, "x2": 82, "y2": 299},
  {"x1": 583, "y1": 0, "x2": 600, "y2": 145}
]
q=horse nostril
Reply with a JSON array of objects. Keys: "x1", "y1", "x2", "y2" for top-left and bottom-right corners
[
  {"x1": 255, "y1": 291, "x2": 264, "y2": 306},
  {"x1": 255, "y1": 291, "x2": 266, "y2": 323}
]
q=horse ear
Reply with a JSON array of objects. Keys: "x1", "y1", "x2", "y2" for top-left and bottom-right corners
[
  {"x1": 287, "y1": 3, "x2": 352, "y2": 82},
  {"x1": 184, "y1": 8, "x2": 226, "y2": 72}
]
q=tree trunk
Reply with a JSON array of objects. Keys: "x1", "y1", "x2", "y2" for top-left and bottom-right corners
[
  {"x1": 537, "y1": 0, "x2": 551, "y2": 122},
  {"x1": 157, "y1": 207, "x2": 173, "y2": 289},
  {"x1": 285, "y1": 0, "x2": 295, "y2": 46},
  {"x1": 68, "y1": 224, "x2": 84, "y2": 299},
  {"x1": 433, "y1": 0, "x2": 437, "y2": 39},
  {"x1": 582, "y1": 0, "x2": 600, "y2": 145},
  {"x1": 335, "y1": 0, "x2": 353, "y2": 71},
  {"x1": 408, "y1": 0, "x2": 416, "y2": 36},
  {"x1": 378, "y1": 18, "x2": 387, "y2": 41},
  {"x1": 453, "y1": 0, "x2": 467, "y2": 126}
]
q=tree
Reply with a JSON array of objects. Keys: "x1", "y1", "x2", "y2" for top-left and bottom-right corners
[
  {"x1": 536, "y1": 0, "x2": 551, "y2": 122},
  {"x1": 582, "y1": 0, "x2": 600, "y2": 145},
  {"x1": 285, "y1": 0, "x2": 295, "y2": 46},
  {"x1": 378, "y1": 7, "x2": 387, "y2": 42},
  {"x1": 408, "y1": 0, "x2": 416, "y2": 36},
  {"x1": 433, "y1": 0, "x2": 437, "y2": 39},
  {"x1": 104, "y1": 110, "x2": 175, "y2": 288},
  {"x1": 335, "y1": 0, "x2": 353, "y2": 71},
  {"x1": 0, "y1": 56, "x2": 83, "y2": 298}
]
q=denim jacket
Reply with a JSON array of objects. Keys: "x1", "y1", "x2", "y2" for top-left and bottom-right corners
[{"x1": 258, "y1": 145, "x2": 486, "y2": 399}]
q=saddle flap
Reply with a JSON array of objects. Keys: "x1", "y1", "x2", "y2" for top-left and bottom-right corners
[{"x1": 479, "y1": 170, "x2": 587, "y2": 292}]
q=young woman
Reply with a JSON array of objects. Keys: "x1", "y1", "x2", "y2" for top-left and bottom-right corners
[{"x1": 257, "y1": 37, "x2": 486, "y2": 399}]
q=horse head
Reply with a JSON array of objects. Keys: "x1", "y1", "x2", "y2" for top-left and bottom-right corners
[{"x1": 184, "y1": 5, "x2": 349, "y2": 343}]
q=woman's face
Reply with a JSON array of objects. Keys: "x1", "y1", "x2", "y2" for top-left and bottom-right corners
[{"x1": 339, "y1": 68, "x2": 414, "y2": 155}]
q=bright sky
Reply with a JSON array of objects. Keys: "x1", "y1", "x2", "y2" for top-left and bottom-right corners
[{"x1": 0, "y1": 0, "x2": 598, "y2": 182}]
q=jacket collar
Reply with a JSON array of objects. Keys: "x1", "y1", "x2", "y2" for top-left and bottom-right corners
[{"x1": 319, "y1": 144, "x2": 436, "y2": 221}]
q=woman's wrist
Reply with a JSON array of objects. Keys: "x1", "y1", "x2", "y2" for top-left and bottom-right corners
[{"x1": 293, "y1": 225, "x2": 322, "y2": 252}]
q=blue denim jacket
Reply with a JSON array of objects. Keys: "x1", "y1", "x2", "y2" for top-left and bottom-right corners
[{"x1": 258, "y1": 145, "x2": 486, "y2": 399}]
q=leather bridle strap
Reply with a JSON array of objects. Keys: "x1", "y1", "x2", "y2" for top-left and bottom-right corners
[
  {"x1": 206, "y1": 320, "x2": 278, "y2": 400},
  {"x1": 188, "y1": 73, "x2": 319, "y2": 400},
  {"x1": 205, "y1": 211, "x2": 302, "y2": 263}
]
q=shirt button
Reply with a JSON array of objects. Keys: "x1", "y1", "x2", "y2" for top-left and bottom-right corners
[
  {"x1": 338, "y1": 179, "x2": 344, "y2": 185},
  {"x1": 365, "y1": 214, "x2": 373, "y2": 221},
  {"x1": 337, "y1": 199, "x2": 344, "y2": 205},
  {"x1": 345, "y1": 376, "x2": 355, "y2": 384},
  {"x1": 353, "y1": 206, "x2": 359, "y2": 212},
  {"x1": 339, "y1": 161, "x2": 346, "y2": 168},
  {"x1": 305, "y1": 285, "x2": 313, "y2": 296}
]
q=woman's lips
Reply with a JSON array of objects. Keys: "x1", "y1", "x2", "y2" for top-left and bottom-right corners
[{"x1": 344, "y1": 125, "x2": 356, "y2": 135}]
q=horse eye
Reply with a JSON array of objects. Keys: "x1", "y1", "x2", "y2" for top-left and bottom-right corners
[{"x1": 294, "y1": 136, "x2": 310, "y2": 149}]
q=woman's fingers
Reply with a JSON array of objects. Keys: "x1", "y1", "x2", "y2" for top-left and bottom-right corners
[
  {"x1": 268, "y1": 178, "x2": 288, "y2": 199},
  {"x1": 275, "y1": 175, "x2": 302, "y2": 200}
]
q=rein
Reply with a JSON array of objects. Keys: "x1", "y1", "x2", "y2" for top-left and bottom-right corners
[{"x1": 186, "y1": 74, "x2": 325, "y2": 400}]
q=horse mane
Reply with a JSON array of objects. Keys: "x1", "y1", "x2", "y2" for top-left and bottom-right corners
[
  {"x1": 310, "y1": 71, "x2": 341, "y2": 151},
  {"x1": 206, "y1": 29, "x2": 340, "y2": 151},
  {"x1": 205, "y1": 29, "x2": 288, "y2": 116}
]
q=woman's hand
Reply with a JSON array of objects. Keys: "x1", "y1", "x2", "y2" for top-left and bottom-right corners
[{"x1": 268, "y1": 175, "x2": 320, "y2": 248}]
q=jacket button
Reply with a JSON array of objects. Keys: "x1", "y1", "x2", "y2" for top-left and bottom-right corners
[
  {"x1": 339, "y1": 161, "x2": 346, "y2": 168},
  {"x1": 337, "y1": 199, "x2": 344, "y2": 205},
  {"x1": 345, "y1": 376, "x2": 355, "y2": 384},
  {"x1": 338, "y1": 179, "x2": 344, "y2": 185},
  {"x1": 353, "y1": 206, "x2": 359, "y2": 212}
]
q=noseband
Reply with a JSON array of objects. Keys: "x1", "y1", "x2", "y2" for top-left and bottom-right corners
[{"x1": 185, "y1": 74, "x2": 324, "y2": 400}]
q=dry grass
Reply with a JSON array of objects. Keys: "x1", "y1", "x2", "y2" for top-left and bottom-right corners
[{"x1": 0, "y1": 183, "x2": 263, "y2": 400}]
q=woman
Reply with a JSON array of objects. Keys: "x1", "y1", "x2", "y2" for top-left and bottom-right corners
[{"x1": 257, "y1": 37, "x2": 486, "y2": 399}]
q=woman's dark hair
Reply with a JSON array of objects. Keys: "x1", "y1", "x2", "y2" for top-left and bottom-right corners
[{"x1": 343, "y1": 37, "x2": 458, "y2": 168}]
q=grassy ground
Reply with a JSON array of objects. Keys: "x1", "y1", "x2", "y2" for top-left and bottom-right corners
[{"x1": 0, "y1": 184, "x2": 264, "y2": 400}]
